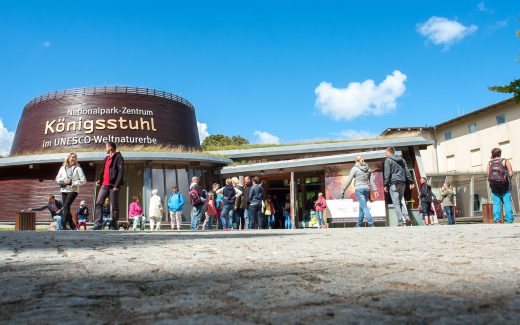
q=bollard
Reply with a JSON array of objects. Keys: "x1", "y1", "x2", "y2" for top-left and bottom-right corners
[{"x1": 15, "y1": 212, "x2": 36, "y2": 231}]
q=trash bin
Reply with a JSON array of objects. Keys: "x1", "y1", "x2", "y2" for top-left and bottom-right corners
[
  {"x1": 15, "y1": 212, "x2": 36, "y2": 231},
  {"x1": 482, "y1": 203, "x2": 504, "y2": 223}
]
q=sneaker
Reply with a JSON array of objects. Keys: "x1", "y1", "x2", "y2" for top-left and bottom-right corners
[
  {"x1": 367, "y1": 223, "x2": 375, "y2": 227},
  {"x1": 496, "y1": 221, "x2": 502, "y2": 224}
]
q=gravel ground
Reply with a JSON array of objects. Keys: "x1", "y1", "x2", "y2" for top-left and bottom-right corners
[{"x1": 1, "y1": 224, "x2": 519, "y2": 324}]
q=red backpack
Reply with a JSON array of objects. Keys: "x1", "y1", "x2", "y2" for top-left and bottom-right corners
[
  {"x1": 188, "y1": 188, "x2": 203, "y2": 205},
  {"x1": 488, "y1": 159, "x2": 509, "y2": 186}
]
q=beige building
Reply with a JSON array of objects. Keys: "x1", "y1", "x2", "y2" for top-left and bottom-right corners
[{"x1": 382, "y1": 98, "x2": 519, "y2": 220}]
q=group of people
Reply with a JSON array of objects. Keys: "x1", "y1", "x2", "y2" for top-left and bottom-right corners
[
  {"x1": 141, "y1": 175, "x2": 297, "y2": 231},
  {"x1": 26, "y1": 141, "x2": 124, "y2": 231},
  {"x1": 24, "y1": 142, "x2": 515, "y2": 230}
]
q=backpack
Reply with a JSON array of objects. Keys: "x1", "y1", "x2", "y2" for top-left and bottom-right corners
[
  {"x1": 188, "y1": 188, "x2": 203, "y2": 205},
  {"x1": 488, "y1": 159, "x2": 509, "y2": 186}
]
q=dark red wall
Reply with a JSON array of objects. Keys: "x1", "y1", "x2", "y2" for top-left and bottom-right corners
[
  {"x1": 11, "y1": 89, "x2": 200, "y2": 155},
  {"x1": 0, "y1": 163, "x2": 96, "y2": 222}
]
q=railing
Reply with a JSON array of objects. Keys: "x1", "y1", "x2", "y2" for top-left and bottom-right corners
[{"x1": 24, "y1": 86, "x2": 195, "y2": 111}]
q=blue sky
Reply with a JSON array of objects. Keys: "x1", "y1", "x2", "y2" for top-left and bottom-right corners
[{"x1": 0, "y1": 0, "x2": 518, "y2": 153}]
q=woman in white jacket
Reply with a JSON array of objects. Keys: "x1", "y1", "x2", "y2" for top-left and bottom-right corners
[
  {"x1": 148, "y1": 189, "x2": 163, "y2": 231},
  {"x1": 55, "y1": 152, "x2": 86, "y2": 230}
]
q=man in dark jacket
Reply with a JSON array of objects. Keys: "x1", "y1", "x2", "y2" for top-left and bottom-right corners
[
  {"x1": 91, "y1": 141, "x2": 124, "y2": 230},
  {"x1": 243, "y1": 176, "x2": 253, "y2": 229},
  {"x1": 233, "y1": 177, "x2": 246, "y2": 229},
  {"x1": 248, "y1": 176, "x2": 264, "y2": 229},
  {"x1": 27, "y1": 194, "x2": 63, "y2": 230},
  {"x1": 383, "y1": 147, "x2": 415, "y2": 226}
]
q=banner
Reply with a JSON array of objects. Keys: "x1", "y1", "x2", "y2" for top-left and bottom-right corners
[{"x1": 325, "y1": 161, "x2": 386, "y2": 223}]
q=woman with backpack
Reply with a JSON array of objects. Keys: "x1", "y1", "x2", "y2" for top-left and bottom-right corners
[
  {"x1": 341, "y1": 155, "x2": 379, "y2": 227},
  {"x1": 419, "y1": 177, "x2": 434, "y2": 225},
  {"x1": 488, "y1": 148, "x2": 514, "y2": 224}
]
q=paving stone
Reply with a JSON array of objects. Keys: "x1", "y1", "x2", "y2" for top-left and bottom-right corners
[{"x1": 0, "y1": 224, "x2": 519, "y2": 324}]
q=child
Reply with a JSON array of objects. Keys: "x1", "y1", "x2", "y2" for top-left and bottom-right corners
[
  {"x1": 77, "y1": 200, "x2": 89, "y2": 230},
  {"x1": 129, "y1": 196, "x2": 145, "y2": 231},
  {"x1": 202, "y1": 192, "x2": 218, "y2": 230},
  {"x1": 263, "y1": 195, "x2": 275, "y2": 229},
  {"x1": 101, "y1": 197, "x2": 112, "y2": 230},
  {"x1": 167, "y1": 186, "x2": 184, "y2": 231},
  {"x1": 314, "y1": 192, "x2": 327, "y2": 228}
]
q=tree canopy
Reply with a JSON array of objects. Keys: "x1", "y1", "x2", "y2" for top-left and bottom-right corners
[{"x1": 201, "y1": 134, "x2": 249, "y2": 149}]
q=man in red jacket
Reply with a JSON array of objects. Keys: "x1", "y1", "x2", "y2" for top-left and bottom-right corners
[{"x1": 91, "y1": 141, "x2": 124, "y2": 230}]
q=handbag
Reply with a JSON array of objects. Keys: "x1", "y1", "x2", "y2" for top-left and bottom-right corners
[{"x1": 369, "y1": 190, "x2": 375, "y2": 203}]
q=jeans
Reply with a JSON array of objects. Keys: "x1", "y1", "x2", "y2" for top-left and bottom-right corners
[
  {"x1": 245, "y1": 207, "x2": 251, "y2": 229},
  {"x1": 316, "y1": 210, "x2": 324, "y2": 227},
  {"x1": 355, "y1": 188, "x2": 373, "y2": 227},
  {"x1": 444, "y1": 206, "x2": 454, "y2": 224},
  {"x1": 389, "y1": 182, "x2": 406, "y2": 225},
  {"x1": 61, "y1": 192, "x2": 78, "y2": 230},
  {"x1": 132, "y1": 215, "x2": 146, "y2": 230},
  {"x1": 95, "y1": 186, "x2": 120, "y2": 229},
  {"x1": 53, "y1": 215, "x2": 62, "y2": 230},
  {"x1": 492, "y1": 191, "x2": 514, "y2": 223},
  {"x1": 284, "y1": 211, "x2": 292, "y2": 229},
  {"x1": 266, "y1": 214, "x2": 275, "y2": 228},
  {"x1": 203, "y1": 215, "x2": 214, "y2": 230},
  {"x1": 102, "y1": 219, "x2": 112, "y2": 230},
  {"x1": 220, "y1": 203, "x2": 234, "y2": 229},
  {"x1": 249, "y1": 204, "x2": 262, "y2": 229},
  {"x1": 191, "y1": 205, "x2": 203, "y2": 230}
]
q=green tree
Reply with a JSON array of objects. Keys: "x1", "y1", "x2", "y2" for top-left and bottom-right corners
[
  {"x1": 489, "y1": 30, "x2": 520, "y2": 101},
  {"x1": 202, "y1": 134, "x2": 250, "y2": 149}
]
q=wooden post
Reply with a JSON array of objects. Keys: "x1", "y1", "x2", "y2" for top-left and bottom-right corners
[{"x1": 290, "y1": 172, "x2": 296, "y2": 229}]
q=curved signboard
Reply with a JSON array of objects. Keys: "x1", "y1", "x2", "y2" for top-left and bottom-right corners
[{"x1": 10, "y1": 87, "x2": 201, "y2": 155}]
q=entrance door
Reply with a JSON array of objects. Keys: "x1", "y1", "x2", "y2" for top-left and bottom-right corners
[{"x1": 262, "y1": 175, "x2": 290, "y2": 229}]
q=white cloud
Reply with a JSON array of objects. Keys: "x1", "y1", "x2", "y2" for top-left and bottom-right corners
[
  {"x1": 314, "y1": 70, "x2": 407, "y2": 121},
  {"x1": 0, "y1": 119, "x2": 15, "y2": 156},
  {"x1": 197, "y1": 121, "x2": 209, "y2": 144},
  {"x1": 417, "y1": 16, "x2": 478, "y2": 49},
  {"x1": 338, "y1": 129, "x2": 378, "y2": 140},
  {"x1": 254, "y1": 131, "x2": 280, "y2": 144},
  {"x1": 43, "y1": 41, "x2": 51, "y2": 48}
]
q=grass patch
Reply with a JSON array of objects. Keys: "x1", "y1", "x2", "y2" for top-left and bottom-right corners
[{"x1": 3, "y1": 145, "x2": 228, "y2": 159}]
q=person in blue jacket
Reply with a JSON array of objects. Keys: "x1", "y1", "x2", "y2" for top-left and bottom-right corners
[{"x1": 168, "y1": 186, "x2": 184, "y2": 230}]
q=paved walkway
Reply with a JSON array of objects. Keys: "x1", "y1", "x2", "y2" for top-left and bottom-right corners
[{"x1": 1, "y1": 224, "x2": 519, "y2": 324}]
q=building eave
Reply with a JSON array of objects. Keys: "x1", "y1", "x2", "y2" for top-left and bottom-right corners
[
  {"x1": 212, "y1": 136, "x2": 433, "y2": 159},
  {"x1": 0, "y1": 152, "x2": 232, "y2": 168},
  {"x1": 220, "y1": 150, "x2": 388, "y2": 175}
]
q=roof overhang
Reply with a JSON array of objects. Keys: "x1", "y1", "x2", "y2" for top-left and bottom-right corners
[
  {"x1": 211, "y1": 136, "x2": 433, "y2": 159},
  {"x1": 220, "y1": 150, "x2": 388, "y2": 175},
  {"x1": 0, "y1": 152, "x2": 232, "y2": 168}
]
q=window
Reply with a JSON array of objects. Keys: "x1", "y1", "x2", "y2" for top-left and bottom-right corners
[
  {"x1": 496, "y1": 114, "x2": 506, "y2": 125},
  {"x1": 470, "y1": 149, "x2": 481, "y2": 168},
  {"x1": 446, "y1": 155, "x2": 455, "y2": 172},
  {"x1": 468, "y1": 123, "x2": 477, "y2": 134},
  {"x1": 444, "y1": 131, "x2": 452, "y2": 140}
]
